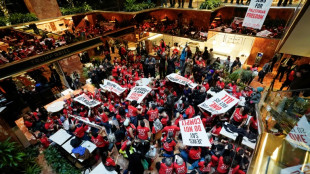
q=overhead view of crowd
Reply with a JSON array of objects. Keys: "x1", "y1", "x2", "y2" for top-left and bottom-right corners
[
  {"x1": 0, "y1": 19, "x2": 119, "y2": 65},
  {"x1": 19, "y1": 37, "x2": 271, "y2": 174}
]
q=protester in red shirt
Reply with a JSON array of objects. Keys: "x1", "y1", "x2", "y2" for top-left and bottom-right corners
[
  {"x1": 38, "y1": 132, "x2": 50, "y2": 148},
  {"x1": 174, "y1": 157, "x2": 187, "y2": 174},
  {"x1": 198, "y1": 156, "x2": 212, "y2": 174},
  {"x1": 162, "y1": 120, "x2": 180, "y2": 138},
  {"x1": 188, "y1": 146, "x2": 201, "y2": 162},
  {"x1": 247, "y1": 114, "x2": 258, "y2": 134},
  {"x1": 73, "y1": 124, "x2": 89, "y2": 140},
  {"x1": 211, "y1": 122, "x2": 222, "y2": 137},
  {"x1": 158, "y1": 158, "x2": 173, "y2": 174},
  {"x1": 137, "y1": 121, "x2": 150, "y2": 140},
  {"x1": 161, "y1": 132, "x2": 177, "y2": 157},
  {"x1": 185, "y1": 104, "x2": 195, "y2": 119},
  {"x1": 216, "y1": 156, "x2": 232, "y2": 174},
  {"x1": 147, "y1": 104, "x2": 159, "y2": 129},
  {"x1": 231, "y1": 107, "x2": 249, "y2": 128},
  {"x1": 91, "y1": 130, "x2": 109, "y2": 151}
]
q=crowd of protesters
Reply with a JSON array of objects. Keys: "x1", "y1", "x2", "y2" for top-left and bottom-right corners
[
  {"x1": 23, "y1": 38, "x2": 267, "y2": 174},
  {"x1": 0, "y1": 19, "x2": 118, "y2": 65}
]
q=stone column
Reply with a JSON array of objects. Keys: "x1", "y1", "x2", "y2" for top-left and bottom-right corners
[{"x1": 23, "y1": 0, "x2": 62, "y2": 20}]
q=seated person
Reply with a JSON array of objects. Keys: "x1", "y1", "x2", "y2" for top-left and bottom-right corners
[
  {"x1": 161, "y1": 132, "x2": 177, "y2": 158},
  {"x1": 230, "y1": 107, "x2": 249, "y2": 128},
  {"x1": 173, "y1": 155, "x2": 187, "y2": 174},
  {"x1": 156, "y1": 158, "x2": 173, "y2": 174},
  {"x1": 70, "y1": 138, "x2": 91, "y2": 160}
]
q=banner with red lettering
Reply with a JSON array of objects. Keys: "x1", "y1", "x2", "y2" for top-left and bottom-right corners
[
  {"x1": 100, "y1": 80, "x2": 126, "y2": 96},
  {"x1": 74, "y1": 94, "x2": 101, "y2": 108},
  {"x1": 166, "y1": 73, "x2": 198, "y2": 89},
  {"x1": 126, "y1": 86, "x2": 152, "y2": 103},
  {"x1": 198, "y1": 90, "x2": 239, "y2": 114},
  {"x1": 285, "y1": 116, "x2": 310, "y2": 151},
  {"x1": 179, "y1": 117, "x2": 211, "y2": 147},
  {"x1": 280, "y1": 164, "x2": 310, "y2": 174},
  {"x1": 242, "y1": 0, "x2": 273, "y2": 29}
]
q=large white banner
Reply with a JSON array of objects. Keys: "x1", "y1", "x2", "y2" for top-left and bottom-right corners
[
  {"x1": 285, "y1": 116, "x2": 310, "y2": 151},
  {"x1": 179, "y1": 117, "x2": 211, "y2": 147},
  {"x1": 126, "y1": 86, "x2": 152, "y2": 103},
  {"x1": 281, "y1": 164, "x2": 310, "y2": 174},
  {"x1": 74, "y1": 94, "x2": 101, "y2": 108},
  {"x1": 166, "y1": 73, "x2": 198, "y2": 89},
  {"x1": 198, "y1": 90, "x2": 239, "y2": 114},
  {"x1": 242, "y1": 0, "x2": 273, "y2": 29},
  {"x1": 100, "y1": 80, "x2": 126, "y2": 96}
]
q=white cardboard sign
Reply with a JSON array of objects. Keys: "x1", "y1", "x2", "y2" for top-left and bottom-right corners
[
  {"x1": 280, "y1": 163, "x2": 310, "y2": 174},
  {"x1": 100, "y1": 79, "x2": 126, "y2": 96},
  {"x1": 74, "y1": 93, "x2": 101, "y2": 108},
  {"x1": 179, "y1": 117, "x2": 211, "y2": 147},
  {"x1": 166, "y1": 73, "x2": 198, "y2": 89},
  {"x1": 198, "y1": 90, "x2": 239, "y2": 114},
  {"x1": 285, "y1": 116, "x2": 310, "y2": 151},
  {"x1": 242, "y1": 0, "x2": 273, "y2": 29},
  {"x1": 126, "y1": 86, "x2": 152, "y2": 103}
]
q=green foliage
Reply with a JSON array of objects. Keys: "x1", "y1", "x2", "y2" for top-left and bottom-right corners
[
  {"x1": 228, "y1": 69, "x2": 242, "y2": 82},
  {"x1": 60, "y1": 2, "x2": 92, "y2": 15},
  {"x1": 200, "y1": 0, "x2": 221, "y2": 9},
  {"x1": 0, "y1": 16, "x2": 7, "y2": 26},
  {"x1": 0, "y1": 138, "x2": 41, "y2": 174},
  {"x1": 8, "y1": 13, "x2": 38, "y2": 25},
  {"x1": 44, "y1": 146, "x2": 81, "y2": 174},
  {"x1": 0, "y1": 138, "x2": 26, "y2": 170},
  {"x1": 124, "y1": 0, "x2": 156, "y2": 12},
  {"x1": 24, "y1": 163, "x2": 41, "y2": 174}
]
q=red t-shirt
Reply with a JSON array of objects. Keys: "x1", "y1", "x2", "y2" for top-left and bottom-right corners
[
  {"x1": 212, "y1": 126, "x2": 222, "y2": 136},
  {"x1": 159, "y1": 162, "x2": 173, "y2": 174},
  {"x1": 74, "y1": 125, "x2": 88, "y2": 138},
  {"x1": 185, "y1": 105, "x2": 195, "y2": 118},
  {"x1": 40, "y1": 137, "x2": 50, "y2": 148},
  {"x1": 233, "y1": 108, "x2": 247, "y2": 123},
  {"x1": 105, "y1": 157, "x2": 116, "y2": 166},
  {"x1": 250, "y1": 117, "x2": 258, "y2": 130},
  {"x1": 100, "y1": 113, "x2": 109, "y2": 123},
  {"x1": 162, "y1": 125, "x2": 180, "y2": 138},
  {"x1": 162, "y1": 137, "x2": 177, "y2": 152},
  {"x1": 217, "y1": 156, "x2": 230, "y2": 173},
  {"x1": 158, "y1": 87, "x2": 166, "y2": 96},
  {"x1": 137, "y1": 126, "x2": 150, "y2": 140},
  {"x1": 91, "y1": 135, "x2": 109, "y2": 148},
  {"x1": 228, "y1": 165, "x2": 240, "y2": 174},
  {"x1": 24, "y1": 120, "x2": 33, "y2": 127},
  {"x1": 147, "y1": 109, "x2": 159, "y2": 122},
  {"x1": 128, "y1": 105, "x2": 138, "y2": 117},
  {"x1": 189, "y1": 147, "x2": 201, "y2": 160},
  {"x1": 198, "y1": 161, "x2": 212, "y2": 173},
  {"x1": 174, "y1": 162, "x2": 187, "y2": 174}
]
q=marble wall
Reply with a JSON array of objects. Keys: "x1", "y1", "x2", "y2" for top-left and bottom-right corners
[{"x1": 24, "y1": 0, "x2": 62, "y2": 20}]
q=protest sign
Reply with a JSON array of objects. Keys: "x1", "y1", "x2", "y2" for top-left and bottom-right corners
[
  {"x1": 285, "y1": 115, "x2": 310, "y2": 151},
  {"x1": 126, "y1": 86, "x2": 152, "y2": 103},
  {"x1": 74, "y1": 93, "x2": 101, "y2": 108},
  {"x1": 69, "y1": 114, "x2": 103, "y2": 130},
  {"x1": 100, "y1": 79, "x2": 126, "y2": 96},
  {"x1": 166, "y1": 73, "x2": 198, "y2": 89},
  {"x1": 280, "y1": 164, "x2": 310, "y2": 174},
  {"x1": 179, "y1": 117, "x2": 211, "y2": 147},
  {"x1": 198, "y1": 90, "x2": 239, "y2": 114},
  {"x1": 242, "y1": 0, "x2": 273, "y2": 29}
]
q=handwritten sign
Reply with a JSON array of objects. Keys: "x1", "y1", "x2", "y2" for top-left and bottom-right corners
[
  {"x1": 198, "y1": 90, "x2": 239, "y2": 114},
  {"x1": 242, "y1": 0, "x2": 273, "y2": 29},
  {"x1": 286, "y1": 116, "x2": 310, "y2": 151},
  {"x1": 100, "y1": 80, "x2": 126, "y2": 96},
  {"x1": 281, "y1": 164, "x2": 310, "y2": 174},
  {"x1": 74, "y1": 94, "x2": 101, "y2": 108},
  {"x1": 166, "y1": 73, "x2": 198, "y2": 89},
  {"x1": 180, "y1": 117, "x2": 211, "y2": 147},
  {"x1": 126, "y1": 86, "x2": 151, "y2": 103}
]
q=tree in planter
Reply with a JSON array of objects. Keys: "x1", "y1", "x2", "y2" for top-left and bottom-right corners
[
  {"x1": 0, "y1": 0, "x2": 9, "y2": 18},
  {"x1": 0, "y1": 138, "x2": 41, "y2": 174}
]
